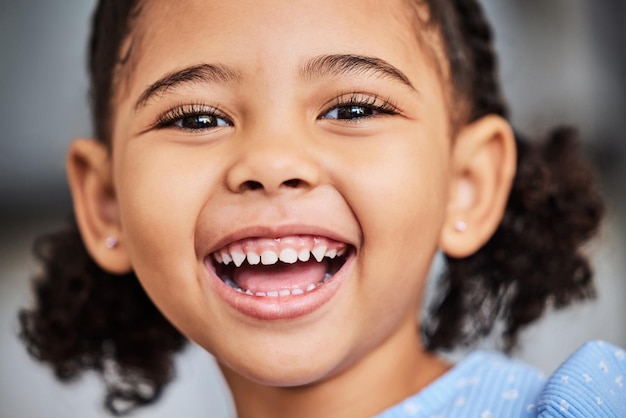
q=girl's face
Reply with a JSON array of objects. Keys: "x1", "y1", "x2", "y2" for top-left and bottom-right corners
[{"x1": 106, "y1": 0, "x2": 455, "y2": 386}]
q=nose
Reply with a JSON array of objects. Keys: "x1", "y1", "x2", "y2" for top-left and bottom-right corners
[{"x1": 225, "y1": 132, "x2": 321, "y2": 195}]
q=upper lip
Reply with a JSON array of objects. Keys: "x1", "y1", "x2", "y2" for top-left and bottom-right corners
[{"x1": 205, "y1": 223, "x2": 355, "y2": 256}]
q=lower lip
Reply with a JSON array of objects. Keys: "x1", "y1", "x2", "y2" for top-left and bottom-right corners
[{"x1": 204, "y1": 254, "x2": 353, "y2": 321}]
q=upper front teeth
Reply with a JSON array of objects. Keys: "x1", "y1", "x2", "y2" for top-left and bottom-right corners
[
  {"x1": 279, "y1": 248, "x2": 298, "y2": 264},
  {"x1": 246, "y1": 251, "x2": 261, "y2": 266},
  {"x1": 213, "y1": 237, "x2": 346, "y2": 267},
  {"x1": 298, "y1": 248, "x2": 311, "y2": 262},
  {"x1": 217, "y1": 246, "x2": 340, "y2": 266},
  {"x1": 261, "y1": 250, "x2": 279, "y2": 265}
]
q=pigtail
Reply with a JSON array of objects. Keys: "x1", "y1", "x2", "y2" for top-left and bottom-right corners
[
  {"x1": 20, "y1": 1, "x2": 188, "y2": 414},
  {"x1": 422, "y1": 0, "x2": 604, "y2": 352},
  {"x1": 424, "y1": 128, "x2": 603, "y2": 351},
  {"x1": 19, "y1": 222, "x2": 187, "y2": 415},
  {"x1": 19, "y1": 1, "x2": 192, "y2": 414}
]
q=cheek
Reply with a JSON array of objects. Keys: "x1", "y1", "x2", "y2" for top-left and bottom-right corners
[
  {"x1": 341, "y1": 131, "x2": 449, "y2": 250},
  {"x1": 330, "y1": 126, "x2": 450, "y2": 321},
  {"x1": 324, "y1": 133, "x2": 450, "y2": 363},
  {"x1": 112, "y1": 141, "x2": 237, "y2": 346},
  {"x1": 114, "y1": 142, "x2": 223, "y2": 280}
]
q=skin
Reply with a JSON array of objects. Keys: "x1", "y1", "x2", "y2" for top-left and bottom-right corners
[{"x1": 67, "y1": 0, "x2": 516, "y2": 416}]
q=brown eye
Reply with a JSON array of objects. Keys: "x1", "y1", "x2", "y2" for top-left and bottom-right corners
[
  {"x1": 323, "y1": 105, "x2": 376, "y2": 120},
  {"x1": 319, "y1": 93, "x2": 399, "y2": 122},
  {"x1": 154, "y1": 104, "x2": 233, "y2": 132},
  {"x1": 175, "y1": 114, "x2": 230, "y2": 130}
]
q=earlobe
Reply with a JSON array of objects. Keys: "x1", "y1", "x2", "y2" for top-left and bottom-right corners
[
  {"x1": 439, "y1": 115, "x2": 517, "y2": 258},
  {"x1": 66, "y1": 139, "x2": 132, "y2": 274}
]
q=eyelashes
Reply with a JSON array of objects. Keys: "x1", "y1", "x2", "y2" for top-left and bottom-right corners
[
  {"x1": 151, "y1": 92, "x2": 402, "y2": 132},
  {"x1": 320, "y1": 92, "x2": 400, "y2": 121},
  {"x1": 153, "y1": 103, "x2": 232, "y2": 131}
]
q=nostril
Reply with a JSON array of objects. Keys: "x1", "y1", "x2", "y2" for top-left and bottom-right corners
[
  {"x1": 282, "y1": 178, "x2": 303, "y2": 188},
  {"x1": 241, "y1": 180, "x2": 264, "y2": 191},
  {"x1": 237, "y1": 179, "x2": 305, "y2": 192}
]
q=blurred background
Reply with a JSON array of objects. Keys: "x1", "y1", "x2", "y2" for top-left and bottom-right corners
[{"x1": 1, "y1": 1, "x2": 625, "y2": 417}]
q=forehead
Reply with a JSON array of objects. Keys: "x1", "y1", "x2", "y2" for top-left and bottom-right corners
[
  {"x1": 135, "y1": 0, "x2": 418, "y2": 40},
  {"x1": 121, "y1": 0, "x2": 432, "y2": 82}
]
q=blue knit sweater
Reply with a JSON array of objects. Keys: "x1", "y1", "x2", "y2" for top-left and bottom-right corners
[{"x1": 376, "y1": 341, "x2": 625, "y2": 417}]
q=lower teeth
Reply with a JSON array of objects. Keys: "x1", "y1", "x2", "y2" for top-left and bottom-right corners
[{"x1": 224, "y1": 273, "x2": 332, "y2": 296}]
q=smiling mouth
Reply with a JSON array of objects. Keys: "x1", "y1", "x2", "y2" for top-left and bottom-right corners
[{"x1": 209, "y1": 236, "x2": 351, "y2": 297}]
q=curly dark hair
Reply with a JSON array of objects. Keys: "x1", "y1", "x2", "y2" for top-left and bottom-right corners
[
  {"x1": 19, "y1": 0, "x2": 604, "y2": 415},
  {"x1": 419, "y1": 0, "x2": 603, "y2": 351}
]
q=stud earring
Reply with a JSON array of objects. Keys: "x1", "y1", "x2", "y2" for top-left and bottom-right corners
[
  {"x1": 454, "y1": 220, "x2": 468, "y2": 233},
  {"x1": 105, "y1": 236, "x2": 119, "y2": 249}
]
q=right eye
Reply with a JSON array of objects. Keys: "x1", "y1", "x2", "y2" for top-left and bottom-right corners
[
  {"x1": 174, "y1": 114, "x2": 230, "y2": 130},
  {"x1": 318, "y1": 92, "x2": 400, "y2": 123},
  {"x1": 154, "y1": 104, "x2": 233, "y2": 131}
]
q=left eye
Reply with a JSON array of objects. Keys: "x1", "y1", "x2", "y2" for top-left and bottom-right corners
[
  {"x1": 322, "y1": 105, "x2": 376, "y2": 120},
  {"x1": 174, "y1": 114, "x2": 230, "y2": 130}
]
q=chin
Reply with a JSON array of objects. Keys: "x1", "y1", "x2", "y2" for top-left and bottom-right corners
[
  {"x1": 212, "y1": 327, "x2": 360, "y2": 389},
  {"x1": 224, "y1": 357, "x2": 342, "y2": 388}
]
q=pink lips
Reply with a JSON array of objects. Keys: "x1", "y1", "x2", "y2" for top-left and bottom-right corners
[{"x1": 204, "y1": 234, "x2": 353, "y2": 321}]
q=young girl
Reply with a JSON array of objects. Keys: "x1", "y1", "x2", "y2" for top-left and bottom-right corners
[{"x1": 19, "y1": 0, "x2": 624, "y2": 417}]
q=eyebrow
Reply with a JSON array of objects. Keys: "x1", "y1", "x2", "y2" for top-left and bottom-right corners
[
  {"x1": 299, "y1": 54, "x2": 416, "y2": 91},
  {"x1": 134, "y1": 54, "x2": 416, "y2": 110},
  {"x1": 134, "y1": 63, "x2": 240, "y2": 109}
]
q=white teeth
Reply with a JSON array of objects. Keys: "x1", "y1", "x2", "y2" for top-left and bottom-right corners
[
  {"x1": 225, "y1": 280, "x2": 330, "y2": 296},
  {"x1": 214, "y1": 243, "x2": 348, "y2": 267},
  {"x1": 312, "y1": 245, "x2": 327, "y2": 262},
  {"x1": 247, "y1": 251, "x2": 261, "y2": 265},
  {"x1": 279, "y1": 248, "x2": 298, "y2": 264},
  {"x1": 298, "y1": 248, "x2": 311, "y2": 262},
  {"x1": 221, "y1": 251, "x2": 233, "y2": 265},
  {"x1": 232, "y1": 250, "x2": 246, "y2": 267},
  {"x1": 261, "y1": 250, "x2": 279, "y2": 265}
]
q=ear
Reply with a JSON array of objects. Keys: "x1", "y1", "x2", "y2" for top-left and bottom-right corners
[
  {"x1": 439, "y1": 115, "x2": 516, "y2": 258},
  {"x1": 66, "y1": 139, "x2": 132, "y2": 274}
]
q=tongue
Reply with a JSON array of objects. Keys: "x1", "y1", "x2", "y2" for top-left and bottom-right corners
[{"x1": 233, "y1": 259, "x2": 327, "y2": 293}]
